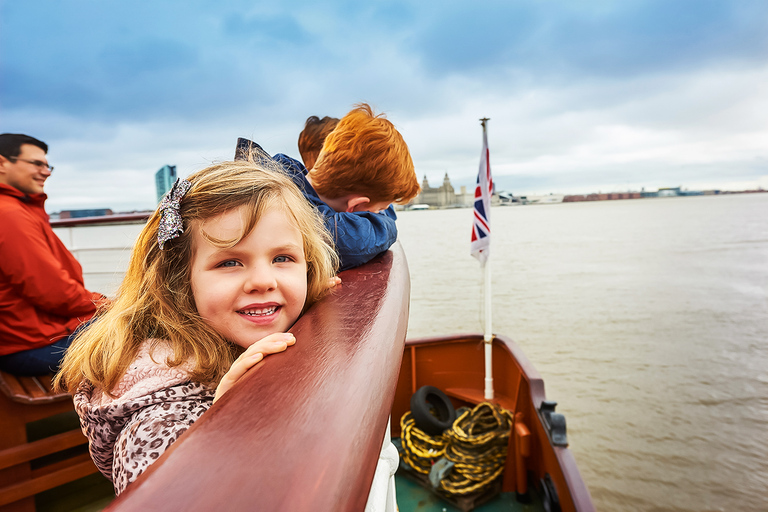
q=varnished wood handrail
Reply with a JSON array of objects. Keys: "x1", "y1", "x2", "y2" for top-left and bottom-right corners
[{"x1": 105, "y1": 243, "x2": 410, "y2": 511}]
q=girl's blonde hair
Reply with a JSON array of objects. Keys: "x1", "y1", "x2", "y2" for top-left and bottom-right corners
[{"x1": 56, "y1": 158, "x2": 338, "y2": 395}]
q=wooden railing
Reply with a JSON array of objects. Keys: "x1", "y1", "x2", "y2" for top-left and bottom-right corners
[{"x1": 104, "y1": 243, "x2": 410, "y2": 511}]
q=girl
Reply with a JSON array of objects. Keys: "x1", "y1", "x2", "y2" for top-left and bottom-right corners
[{"x1": 55, "y1": 159, "x2": 338, "y2": 494}]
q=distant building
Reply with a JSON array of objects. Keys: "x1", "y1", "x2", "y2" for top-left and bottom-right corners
[
  {"x1": 564, "y1": 192, "x2": 643, "y2": 202},
  {"x1": 658, "y1": 187, "x2": 681, "y2": 197},
  {"x1": 155, "y1": 165, "x2": 177, "y2": 203},
  {"x1": 563, "y1": 186, "x2": 710, "y2": 203},
  {"x1": 411, "y1": 173, "x2": 475, "y2": 208},
  {"x1": 497, "y1": 191, "x2": 520, "y2": 205},
  {"x1": 59, "y1": 209, "x2": 113, "y2": 219}
]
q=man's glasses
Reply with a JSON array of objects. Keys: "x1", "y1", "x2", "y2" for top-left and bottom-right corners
[{"x1": 8, "y1": 157, "x2": 54, "y2": 172}]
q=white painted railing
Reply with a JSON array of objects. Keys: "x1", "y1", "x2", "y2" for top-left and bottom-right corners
[{"x1": 52, "y1": 216, "x2": 148, "y2": 297}]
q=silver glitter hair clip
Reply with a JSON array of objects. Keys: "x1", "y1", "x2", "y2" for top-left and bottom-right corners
[{"x1": 157, "y1": 178, "x2": 192, "y2": 250}]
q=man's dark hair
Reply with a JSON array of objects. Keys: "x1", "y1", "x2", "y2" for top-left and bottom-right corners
[
  {"x1": 298, "y1": 116, "x2": 339, "y2": 171},
  {"x1": 0, "y1": 133, "x2": 48, "y2": 159}
]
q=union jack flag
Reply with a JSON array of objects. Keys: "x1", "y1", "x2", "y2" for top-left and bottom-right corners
[{"x1": 470, "y1": 122, "x2": 492, "y2": 264}]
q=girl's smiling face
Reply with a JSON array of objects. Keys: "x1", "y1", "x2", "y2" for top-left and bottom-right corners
[{"x1": 189, "y1": 205, "x2": 308, "y2": 349}]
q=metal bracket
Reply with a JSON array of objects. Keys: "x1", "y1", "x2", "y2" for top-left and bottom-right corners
[{"x1": 538, "y1": 400, "x2": 568, "y2": 447}]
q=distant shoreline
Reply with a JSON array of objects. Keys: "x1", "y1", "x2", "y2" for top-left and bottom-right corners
[
  {"x1": 400, "y1": 187, "x2": 766, "y2": 210},
  {"x1": 562, "y1": 187, "x2": 766, "y2": 203},
  {"x1": 49, "y1": 187, "x2": 767, "y2": 218}
]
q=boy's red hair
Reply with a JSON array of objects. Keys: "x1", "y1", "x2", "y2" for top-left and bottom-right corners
[{"x1": 310, "y1": 103, "x2": 420, "y2": 204}]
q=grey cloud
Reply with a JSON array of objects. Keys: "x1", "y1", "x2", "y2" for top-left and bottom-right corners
[{"x1": 408, "y1": 0, "x2": 768, "y2": 81}]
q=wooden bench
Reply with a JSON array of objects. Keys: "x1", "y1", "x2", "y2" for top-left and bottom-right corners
[{"x1": 0, "y1": 371, "x2": 99, "y2": 511}]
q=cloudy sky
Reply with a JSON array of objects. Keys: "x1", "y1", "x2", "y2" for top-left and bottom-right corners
[{"x1": 2, "y1": 0, "x2": 767, "y2": 212}]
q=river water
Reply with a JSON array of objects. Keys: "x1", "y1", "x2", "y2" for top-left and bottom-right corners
[{"x1": 395, "y1": 193, "x2": 768, "y2": 512}]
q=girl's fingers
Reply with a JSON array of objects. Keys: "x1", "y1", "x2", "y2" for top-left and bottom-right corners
[
  {"x1": 240, "y1": 332, "x2": 295, "y2": 359},
  {"x1": 214, "y1": 332, "x2": 296, "y2": 403}
]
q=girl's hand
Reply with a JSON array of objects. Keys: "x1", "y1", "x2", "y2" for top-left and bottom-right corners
[
  {"x1": 327, "y1": 276, "x2": 342, "y2": 289},
  {"x1": 213, "y1": 332, "x2": 296, "y2": 403}
]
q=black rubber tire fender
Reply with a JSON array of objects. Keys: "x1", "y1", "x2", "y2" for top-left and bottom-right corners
[{"x1": 410, "y1": 385, "x2": 457, "y2": 435}]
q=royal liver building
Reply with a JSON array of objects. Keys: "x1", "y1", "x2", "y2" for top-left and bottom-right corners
[{"x1": 412, "y1": 173, "x2": 474, "y2": 208}]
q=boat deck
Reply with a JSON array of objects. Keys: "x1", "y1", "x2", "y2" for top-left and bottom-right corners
[
  {"x1": 36, "y1": 474, "x2": 113, "y2": 512},
  {"x1": 32, "y1": 470, "x2": 546, "y2": 512},
  {"x1": 395, "y1": 474, "x2": 544, "y2": 512}
]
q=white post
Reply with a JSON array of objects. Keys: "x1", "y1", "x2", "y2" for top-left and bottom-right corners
[
  {"x1": 483, "y1": 257, "x2": 494, "y2": 400},
  {"x1": 363, "y1": 417, "x2": 399, "y2": 512}
]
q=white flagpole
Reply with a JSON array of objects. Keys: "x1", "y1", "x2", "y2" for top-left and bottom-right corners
[
  {"x1": 480, "y1": 118, "x2": 494, "y2": 401},
  {"x1": 483, "y1": 252, "x2": 493, "y2": 400}
]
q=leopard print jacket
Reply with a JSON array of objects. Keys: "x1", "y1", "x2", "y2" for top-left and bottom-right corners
[{"x1": 73, "y1": 340, "x2": 215, "y2": 494}]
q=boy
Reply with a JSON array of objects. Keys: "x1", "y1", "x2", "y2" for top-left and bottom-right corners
[{"x1": 236, "y1": 103, "x2": 420, "y2": 270}]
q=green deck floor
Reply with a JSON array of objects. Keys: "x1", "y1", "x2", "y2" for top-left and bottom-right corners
[
  {"x1": 36, "y1": 473, "x2": 114, "y2": 512},
  {"x1": 394, "y1": 474, "x2": 544, "y2": 512}
]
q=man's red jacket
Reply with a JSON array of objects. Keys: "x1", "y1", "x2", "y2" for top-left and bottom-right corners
[{"x1": 0, "y1": 183, "x2": 101, "y2": 355}]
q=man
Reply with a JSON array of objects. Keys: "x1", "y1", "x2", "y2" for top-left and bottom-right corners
[
  {"x1": 236, "y1": 103, "x2": 420, "y2": 270},
  {"x1": 0, "y1": 133, "x2": 104, "y2": 375}
]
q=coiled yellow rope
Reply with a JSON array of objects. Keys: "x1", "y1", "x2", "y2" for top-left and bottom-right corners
[
  {"x1": 400, "y1": 401, "x2": 514, "y2": 496},
  {"x1": 399, "y1": 411, "x2": 447, "y2": 474}
]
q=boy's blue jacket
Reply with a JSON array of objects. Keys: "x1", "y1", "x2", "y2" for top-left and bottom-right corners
[{"x1": 235, "y1": 138, "x2": 398, "y2": 271}]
